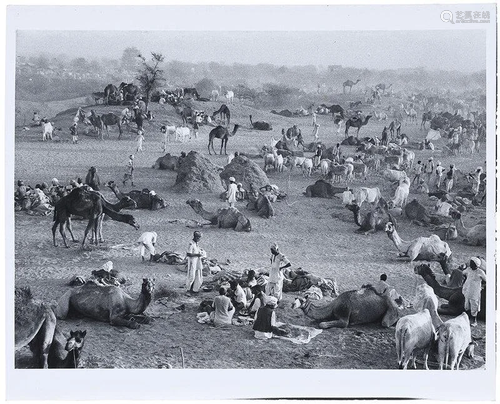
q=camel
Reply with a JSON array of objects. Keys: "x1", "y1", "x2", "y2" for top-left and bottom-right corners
[
  {"x1": 246, "y1": 193, "x2": 274, "y2": 218},
  {"x1": 55, "y1": 278, "x2": 155, "y2": 329},
  {"x1": 249, "y1": 115, "x2": 272, "y2": 131},
  {"x1": 292, "y1": 285, "x2": 401, "y2": 328},
  {"x1": 45, "y1": 328, "x2": 86, "y2": 368},
  {"x1": 208, "y1": 124, "x2": 240, "y2": 155},
  {"x1": 212, "y1": 104, "x2": 231, "y2": 125},
  {"x1": 100, "y1": 113, "x2": 123, "y2": 139},
  {"x1": 384, "y1": 222, "x2": 452, "y2": 275},
  {"x1": 343, "y1": 79, "x2": 361, "y2": 94},
  {"x1": 421, "y1": 111, "x2": 433, "y2": 130},
  {"x1": 304, "y1": 180, "x2": 347, "y2": 198},
  {"x1": 375, "y1": 83, "x2": 392, "y2": 94},
  {"x1": 103, "y1": 84, "x2": 118, "y2": 105},
  {"x1": 15, "y1": 287, "x2": 57, "y2": 368},
  {"x1": 346, "y1": 198, "x2": 395, "y2": 235},
  {"x1": 329, "y1": 104, "x2": 345, "y2": 118},
  {"x1": 451, "y1": 211, "x2": 486, "y2": 246},
  {"x1": 345, "y1": 115, "x2": 372, "y2": 137},
  {"x1": 107, "y1": 181, "x2": 167, "y2": 210},
  {"x1": 118, "y1": 82, "x2": 139, "y2": 101},
  {"x1": 414, "y1": 264, "x2": 485, "y2": 320},
  {"x1": 186, "y1": 199, "x2": 251, "y2": 232},
  {"x1": 52, "y1": 188, "x2": 140, "y2": 248},
  {"x1": 404, "y1": 199, "x2": 453, "y2": 227}
]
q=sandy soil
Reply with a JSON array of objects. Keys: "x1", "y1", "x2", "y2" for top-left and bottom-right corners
[{"x1": 14, "y1": 96, "x2": 487, "y2": 369}]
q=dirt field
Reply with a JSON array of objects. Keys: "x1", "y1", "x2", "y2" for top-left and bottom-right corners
[{"x1": 14, "y1": 95, "x2": 487, "y2": 369}]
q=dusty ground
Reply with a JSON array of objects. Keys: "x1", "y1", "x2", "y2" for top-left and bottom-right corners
[{"x1": 14, "y1": 95, "x2": 487, "y2": 369}]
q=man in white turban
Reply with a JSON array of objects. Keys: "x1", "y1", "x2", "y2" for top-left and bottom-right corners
[{"x1": 266, "y1": 242, "x2": 291, "y2": 302}]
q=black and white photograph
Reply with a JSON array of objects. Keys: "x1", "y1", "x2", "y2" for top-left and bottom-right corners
[{"x1": 5, "y1": 4, "x2": 497, "y2": 401}]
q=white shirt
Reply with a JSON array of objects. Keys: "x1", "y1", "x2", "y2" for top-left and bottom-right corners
[
  {"x1": 137, "y1": 232, "x2": 157, "y2": 245},
  {"x1": 227, "y1": 183, "x2": 238, "y2": 203}
]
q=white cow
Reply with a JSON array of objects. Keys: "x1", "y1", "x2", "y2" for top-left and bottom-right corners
[
  {"x1": 301, "y1": 158, "x2": 314, "y2": 177},
  {"x1": 395, "y1": 309, "x2": 437, "y2": 370},
  {"x1": 438, "y1": 312, "x2": 475, "y2": 370},
  {"x1": 274, "y1": 154, "x2": 284, "y2": 173},
  {"x1": 344, "y1": 187, "x2": 381, "y2": 207},
  {"x1": 41, "y1": 121, "x2": 54, "y2": 141},
  {"x1": 175, "y1": 126, "x2": 190, "y2": 142},
  {"x1": 225, "y1": 91, "x2": 234, "y2": 104},
  {"x1": 391, "y1": 182, "x2": 410, "y2": 208},
  {"x1": 319, "y1": 159, "x2": 331, "y2": 177}
]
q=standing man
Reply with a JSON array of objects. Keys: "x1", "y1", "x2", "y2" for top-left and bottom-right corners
[
  {"x1": 70, "y1": 122, "x2": 78, "y2": 144},
  {"x1": 424, "y1": 157, "x2": 434, "y2": 185},
  {"x1": 137, "y1": 231, "x2": 157, "y2": 262},
  {"x1": 463, "y1": 257, "x2": 486, "y2": 327},
  {"x1": 123, "y1": 154, "x2": 135, "y2": 186},
  {"x1": 444, "y1": 164, "x2": 456, "y2": 193},
  {"x1": 411, "y1": 160, "x2": 423, "y2": 187},
  {"x1": 435, "y1": 161, "x2": 446, "y2": 190},
  {"x1": 266, "y1": 242, "x2": 291, "y2": 303},
  {"x1": 186, "y1": 231, "x2": 205, "y2": 294},
  {"x1": 136, "y1": 129, "x2": 145, "y2": 152},
  {"x1": 226, "y1": 177, "x2": 238, "y2": 208}
]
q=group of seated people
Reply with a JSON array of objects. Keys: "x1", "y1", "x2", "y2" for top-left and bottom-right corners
[{"x1": 15, "y1": 177, "x2": 84, "y2": 214}]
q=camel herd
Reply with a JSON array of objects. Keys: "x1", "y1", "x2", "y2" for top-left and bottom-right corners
[{"x1": 15, "y1": 77, "x2": 488, "y2": 371}]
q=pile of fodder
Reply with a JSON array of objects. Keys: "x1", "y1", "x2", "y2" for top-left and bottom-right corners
[
  {"x1": 220, "y1": 155, "x2": 269, "y2": 190},
  {"x1": 173, "y1": 151, "x2": 224, "y2": 193}
]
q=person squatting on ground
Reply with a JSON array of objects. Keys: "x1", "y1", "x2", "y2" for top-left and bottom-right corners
[
  {"x1": 252, "y1": 296, "x2": 278, "y2": 339},
  {"x1": 462, "y1": 257, "x2": 486, "y2": 327},
  {"x1": 266, "y1": 242, "x2": 291, "y2": 302},
  {"x1": 186, "y1": 231, "x2": 206, "y2": 294},
  {"x1": 123, "y1": 154, "x2": 135, "y2": 186},
  {"x1": 137, "y1": 231, "x2": 157, "y2": 262}
]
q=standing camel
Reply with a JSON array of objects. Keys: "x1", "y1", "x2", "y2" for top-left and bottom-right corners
[
  {"x1": 345, "y1": 115, "x2": 372, "y2": 137},
  {"x1": 52, "y1": 188, "x2": 139, "y2": 248},
  {"x1": 211, "y1": 104, "x2": 231, "y2": 125},
  {"x1": 208, "y1": 124, "x2": 240, "y2": 155},
  {"x1": 343, "y1": 79, "x2": 361, "y2": 94},
  {"x1": 100, "y1": 113, "x2": 123, "y2": 139}
]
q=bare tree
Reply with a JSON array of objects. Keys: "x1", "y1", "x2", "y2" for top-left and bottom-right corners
[{"x1": 136, "y1": 52, "x2": 165, "y2": 110}]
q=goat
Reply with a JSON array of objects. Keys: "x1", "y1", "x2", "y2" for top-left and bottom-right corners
[
  {"x1": 263, "y1": 153, "x2": 275, "y2": 172},
  {"x1": 395, "y1": 309, "x2": 437, "y2": 370},
  {"x1": 175, "y1": 126, "x2": 190, "y2": 142},
  {"x1": 41, "y1": 120, "x2": 54, "y2": 141},
  {"x1": 319, "y1": 159, "x2": 331, "y2": 177},
  {"x1": 301, "y1": 158, "x2": 314, "y2": 177},
  {"x1": 274, "y1": 154, "x2": 284, "y2": 173},
  {"x1": 438, "y1": 312, "x2": 475, "y2": 370},
  {"x1": 160, "y1": 125, "x2": 177, "y2": 150}
]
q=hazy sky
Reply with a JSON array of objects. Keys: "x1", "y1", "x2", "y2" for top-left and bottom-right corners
[{"x1": 17, "y1": 30, "x2": 486, "y2": 72}]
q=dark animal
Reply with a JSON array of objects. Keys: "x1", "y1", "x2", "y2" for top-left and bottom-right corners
[
  {"x1": 249, "y1": 115, "x2": 272, "y2": 131},
  {"x1": 414, "y1": 264, "x2": 485, "y2": 320},
  {"x1": 119, "y1": 82, "x2": 139, "y2": 102},
  {"x1": 346, "y1": 198, "x2": 395, "y2": 235},
  {"x1": 46, "y1": 328, "x2": 86, "y2": 368},
  {"x1": 329, "y1": 104, "x2": 345, "y2": 118},
  {"x1": 345, "y1": 115, "x2": 372, "y2": 137},
  {"x1": 183, "y1": 87, "x2": 200, "y2": 100},
  {"x1": 103, "y1": 84, "x2": 118, "y2": 105},
  {"x1": 107, "y1": 181, "x2": 167, "y2": 210},
  {"x1": 208, "y1": 124, "x2": 240, "y2": 155},
  {"x1": 304, "y1": 180, "x2": 347, "y2": 198},
  {"x1": 212, "y1": 104, "x2": 231, "y2": 125},
  {"x1": 153, "y1": 153, "x2": 179, "y2": 170},
  {"x1": 100, "y1": 113, "x2": 123, "y2": 139}
]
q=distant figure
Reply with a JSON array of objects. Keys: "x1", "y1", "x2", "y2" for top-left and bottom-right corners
[
  {"x1": 186, "y1": 231, "x2": 206, "y2": 294},
  {"x1": 312, "y1": 123, "x2": 320, "y2": 141},
  {"x1": 435, "y1": 161, "x2": 446, "y2": 190},
  {"x1": 136, "y1": 130, "x2": 145, "y2": 152},
  {"x1": 70, "y1": 123, "x2": 78, "y2": 144},
  {"x1": 373, "y1": 273, "x2": 390, "y2": 294},
  {"x1": 123, "y1": 155, "x2": 135, "y2": 186},
  {"x1": 32, "y1": 111, "x2": 41, "y2": 126},
  {"x1": 85, "y1": 166, "x2": 100, "y2": 191},
  {"x1": 226, "y1": 177, "x2": 238, "y2": 208},
  {"x1": 311, "y1": 111, "x2": 317, "y2": 126}
]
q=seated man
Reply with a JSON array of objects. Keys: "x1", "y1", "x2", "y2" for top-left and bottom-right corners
[
  {"x1": 252, "y1": 296, "x2": 278, "y2": 340},
  {"x1": 229, "y1": 280, "x2": 248, "y2": 312}
]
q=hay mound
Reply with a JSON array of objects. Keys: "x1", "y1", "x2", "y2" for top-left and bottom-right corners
[
  {"x1": 173, "y1": 151, "x2": 224, "y2": 193},
  {"x1": 220, "y1": 155, "x2": 269, "y2": 190}
]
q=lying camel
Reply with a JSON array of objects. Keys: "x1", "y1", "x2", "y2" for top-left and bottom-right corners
[
  {"x1": 55, "y1": 278, "x2": 155, "y2": 329},
  {"x1": 385, "y1": 222, "x2": 452, "y2": 275},
  {"x1": 292, "y1": 285, "x2": 401, "y2": 328},
  {"x1": 304, "y1": 180, "x2": 347, "y2": 198},
  {"x1": 404, "y1": 199, "x2": 454, "y2": 227},
  {"x1": 246, "y1": 193, "x2": 274, "y2": 218},
  {"x1": 346, "y1": 197, "x2": 395, "y2": 235},
  {"x1": 186, "y1": 199, "x2": 252, "y2": 232},
  {"x1": 451, "y1": 211, "x2": 486, "y2": 246},
  {"x1": 15, "y1": 287, "x2": 57, "y2": 368},
  {"x1": 414, "y1": 264, "x2": 485, "y2": 320}
]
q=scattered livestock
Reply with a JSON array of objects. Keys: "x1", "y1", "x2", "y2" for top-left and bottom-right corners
[
  {"x1": 249, "y1": 115, "x2": 272, "y2": 131},
  {"x1": 438, "y1": 312, "x2": 475, "y2": 370},
  {"x1": 212, "y1": 104, "x2": 231, "y2": 125},
  {"x1": 41, "y1": 120, "x2": 54, "y2": 141},
  {"x1": 208, "y1": 124, "x2": 240, "y2": 155},
  {"x1": 342, "y1": 187, "x2": 381, "y2": 207}
]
